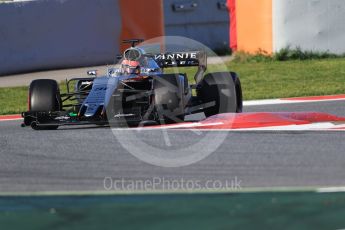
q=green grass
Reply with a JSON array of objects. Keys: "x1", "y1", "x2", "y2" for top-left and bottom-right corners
[
  {"x1": 230, "y1": 59, "x2": 345, "y2": 100},
  {"x1": 0, "y1": 86, "x2": 28, "y2": 115},
  {"x1": 233, "y1": 47, "x2": 345, "y2": 62},
  {"x1": 1, "y1": 58, "x2": 345, "y2": 115},
  {"x1": 178, "y1": 58, "x2": 345, "y2": 100}
]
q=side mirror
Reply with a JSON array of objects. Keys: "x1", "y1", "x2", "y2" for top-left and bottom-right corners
[{"x1": 87, "y1": 70, "x2": 97, "y2": 76}]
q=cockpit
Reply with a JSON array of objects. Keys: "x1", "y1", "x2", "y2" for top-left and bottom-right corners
[{"x1": 120, "y1": 47, "x2": 161, "y2": 75}]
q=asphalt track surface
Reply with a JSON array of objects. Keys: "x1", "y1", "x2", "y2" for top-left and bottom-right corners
[{"x1": 0, "y1": 100, "x2": 344, "y2": 193}]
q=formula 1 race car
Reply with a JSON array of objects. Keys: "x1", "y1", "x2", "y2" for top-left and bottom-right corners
[{"x1": 22, "y1": 39, "x2": 243, "y2": 130}]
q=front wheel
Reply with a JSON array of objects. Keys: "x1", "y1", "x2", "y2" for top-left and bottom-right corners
[{"x1": 28, "y1": 79, "x2": 62, "y2": 130}]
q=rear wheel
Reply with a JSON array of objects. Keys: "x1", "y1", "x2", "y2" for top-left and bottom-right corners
[
  {"x1": 231, "y1": 72, "x2": 243, "y2": 113},
  {"x1": 197, "y1": 72, "x2": 242, "y2": 117},
  {"x1": 29, "y1": 79, "x2": 62, "y2": 130}
]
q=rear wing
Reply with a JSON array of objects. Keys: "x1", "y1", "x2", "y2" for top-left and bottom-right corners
[
  {"x1": 152, "y1": 51, "x2": 207, "y2": 83},
  {"x1": 152, "y1": 51, "x2": 207, "y2": 69}
]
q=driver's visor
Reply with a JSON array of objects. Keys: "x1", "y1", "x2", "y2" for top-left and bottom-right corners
[
  {"x1": 122, "y1": 65, "x2": 140, "y2": 74},
  {"x1": 122, "y1": 60, "x2": 140, "y2": 66}
]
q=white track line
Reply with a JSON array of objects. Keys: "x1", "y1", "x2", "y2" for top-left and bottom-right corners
[
  {"x1": 233, "y1": 122, "x2": 340, "y2": 131},
  {"x1": 1, "y1": 185, "x2": 345, "y2": 196},
  {"x1": 317, "y1": 187, "x2": 345, "y2": 193},
  {"x1": 112, "y1": 122, "x2": 345, "y2": 132},
  {"x1": 244, "y1": 98, "x2": 345, "y2": 106}
]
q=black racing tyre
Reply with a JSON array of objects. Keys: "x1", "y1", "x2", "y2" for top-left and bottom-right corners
[
  {"x1": 29, "y1": 79, "x2": 62, "y2": 130},
  {"x1": 197, "y1": 72, "x2": 240, "y2": 117},
  {"x1": 153, "y1": 74, "x2": 185, "y2": 124},
  {"x1": 230, "y1": 72, "x2": 243, "y2": 113}
]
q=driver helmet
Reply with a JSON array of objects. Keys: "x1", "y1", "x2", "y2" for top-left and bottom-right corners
[{"x1": 121, "y1": 59, "x2": 140, "y2": 74}]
